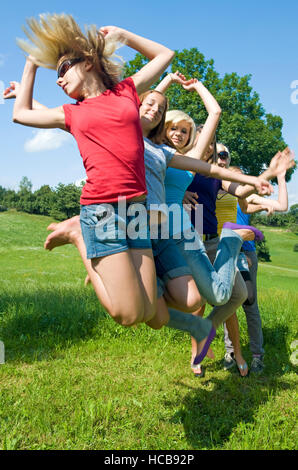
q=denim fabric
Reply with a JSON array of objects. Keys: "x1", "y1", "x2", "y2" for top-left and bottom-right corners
[
  {"x1": 152, "y1": 236, "x2": 192, "y2": 285},
  {"x1": 80, "y1": 201, "x2": 151, "y2": 259},
  {"x1": 173, "y1": 226, "x2": 243, "y2": 306}
]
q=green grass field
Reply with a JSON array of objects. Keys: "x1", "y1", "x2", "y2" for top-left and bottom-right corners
[{"x1": 0, "y1": 211, "x2": 297, "y2": 450}]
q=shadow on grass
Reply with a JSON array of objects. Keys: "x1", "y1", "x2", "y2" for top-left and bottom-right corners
[
  {"x1": 170, "y1": 324, "x2": 295, "y2": 449},
  {"x1": 0, "y1": 286, "x2": 112, "y2": 362}
]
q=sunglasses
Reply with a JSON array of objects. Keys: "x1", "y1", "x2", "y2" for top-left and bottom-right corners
[
  {"x1": 217, "y1": 151, "x2": 230, "y2": 160},
  {"x1": 57, "y1": 58, "x2": 84, "y2": 79}
]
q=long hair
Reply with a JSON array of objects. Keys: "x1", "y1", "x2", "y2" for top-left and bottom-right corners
[
  {"x1": 139, "y1": 90, "x2": 169, "y2": 145},
  {"x1": 17, "y1": 13, "x2": 124, "y2": 89},
  {"x1": 164, "y1": 110, "x2": 196, "y2": 154}
]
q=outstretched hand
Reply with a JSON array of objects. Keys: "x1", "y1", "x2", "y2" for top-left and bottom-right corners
[
  {"x1": 3, "y1": 81, "x2": 20, "y2": 100},
  {"x1": 269, "y1": 147, "x2": 296, "y2": 178},
  {"x1": 255, "y1": 178, "x2": 274, "y2": 196}
]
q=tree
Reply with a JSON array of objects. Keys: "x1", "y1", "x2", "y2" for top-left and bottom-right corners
[
  {"x1": 33, "y1": 185, "x2": 56, "y2": 216},
  {"x1": 49, "y1": 183, "x2": 81, "y2": 220},
  {"x1": 124, "y1": 49, "x2": 295, "y2": 181}
]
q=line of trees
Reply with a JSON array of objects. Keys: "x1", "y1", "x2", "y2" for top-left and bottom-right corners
[
  {"x1": 251, "y1": 204, "x2": 298, "y2": 233},
  {"x1": 0, "y1": 177, "x2": 82, "y2": 221}
]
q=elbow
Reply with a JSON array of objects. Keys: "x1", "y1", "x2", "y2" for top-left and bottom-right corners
[
  {"x1": 12, "y1": 110, "x2": 21, "y2": 124},
  {"x1": 166, "y1": 49, "x2": 175, "y2": 63},
  {"x1": 168, "y1": 48, "x2": 175, "y2": 59}
]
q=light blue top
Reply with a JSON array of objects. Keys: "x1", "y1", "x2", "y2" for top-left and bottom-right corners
[
  {"x1": 164, "y1": 166, "x2": 194, "y2": 236},
  {"x1": 143, "y1": 138, "x2": 176, "y2": 219},
  {"x1": 237, "y1": 203, "x2": 256, "y2": 251}
]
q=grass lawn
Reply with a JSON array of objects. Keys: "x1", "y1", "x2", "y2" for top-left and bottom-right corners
[{"x1": 0, "y1": 211, "x2": 297, "y2": 450}]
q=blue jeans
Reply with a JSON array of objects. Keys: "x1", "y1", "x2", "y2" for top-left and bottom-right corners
[{"x1": 173, "y1": 226, "x2": 243, "y2": 306}]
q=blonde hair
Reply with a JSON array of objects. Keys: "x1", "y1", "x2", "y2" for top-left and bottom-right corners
[
  {"x1": 164, "y1": 110, "x2": 196, "y2": 153},
  {"x1": 17, "y1": 13, "x2": 124, "y2": 89}
]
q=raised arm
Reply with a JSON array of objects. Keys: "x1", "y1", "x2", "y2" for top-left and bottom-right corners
[
  {"x1": 100, "y1": 27, "x2": 174, "y2": 95},
  {"x1": 168, "y1": 153, "x2": 273, "y2": 196},
  {"x1": 4, "y1": 81, "x2": 48, "y2": 110},
  {"x1": 185, "y1": 79, "x2": 221, "y2": 161},
  {"x1": 12, "y1": 57, "x2": 66, "y2": 129},
  {"x1": 222, "y1": 148, "x2": 295, "y2": 198},
  {"x1": 156, "y1": 73, "x2": 222, "y2": 162},
  {"x1": 246, "y1": 170, "x2": 288, "y2": 212}
]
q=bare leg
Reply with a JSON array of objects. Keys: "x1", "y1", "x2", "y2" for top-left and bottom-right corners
[
  {"x1": 225, "y1": 313, "x2": 248, "y2": 377},
  {"x1": 163, "y1": 276, "x2": 204, "y2": 312},
  {"x1": 45, "y1": 218, "x2": 156, "y2": 326}
]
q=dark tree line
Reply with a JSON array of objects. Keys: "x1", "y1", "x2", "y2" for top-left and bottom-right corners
[{"x1": 0, "y1": 177, "x2": 82, "y2": 221}]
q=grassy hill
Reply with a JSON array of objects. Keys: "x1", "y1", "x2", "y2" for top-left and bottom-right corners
[{"x1": 0, "y1": 211, "x2": 297, "y2": 450}]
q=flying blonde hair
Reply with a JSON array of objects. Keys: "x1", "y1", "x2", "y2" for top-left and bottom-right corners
[
  {"x1": 16, "y1": 13, "x2": 124, "y2": 89},
  {"x1": 164, "y1": 110, "x2": 196, "y2": 153}
]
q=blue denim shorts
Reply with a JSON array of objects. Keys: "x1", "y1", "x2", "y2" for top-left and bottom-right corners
[
  {"x1": 152, "y1": 236, "x2": 192, "y2": 287},
  {"x1": 80, "y1": 201, "x2": 151, "y2": 259}
]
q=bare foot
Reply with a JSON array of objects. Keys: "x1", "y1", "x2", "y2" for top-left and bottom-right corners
[
  {"x1": 44, "y1": 215, "x2": 81, "y2": 251},
  {"x1": 233, "y1": 229, "x2": 255, "y2": 242}
]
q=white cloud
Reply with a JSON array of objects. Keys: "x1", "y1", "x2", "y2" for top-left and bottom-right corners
[{"x1": 24, "y1": 129, "x2": 72, "y2": 153}]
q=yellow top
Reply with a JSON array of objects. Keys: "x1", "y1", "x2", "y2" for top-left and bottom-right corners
[{"x1": 216, "y1": 191, "x2": 238, "y2": 234}]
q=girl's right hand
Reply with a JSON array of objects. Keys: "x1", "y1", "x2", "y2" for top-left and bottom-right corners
[
  {"x1": 99, "y1": 25, "x2": 124, "y2": 42},
  {"x1": 3, "y1": 81, "x2": 20, "y2": 100}
]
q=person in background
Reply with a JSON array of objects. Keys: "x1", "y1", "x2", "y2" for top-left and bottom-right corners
[{"x1": 223, "y1": 163, "x2": 289, "y2": 374}]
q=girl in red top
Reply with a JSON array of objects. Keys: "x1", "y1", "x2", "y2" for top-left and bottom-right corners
[{"x1": 12, "y1": 13, "x2": 174, "y2": 328}]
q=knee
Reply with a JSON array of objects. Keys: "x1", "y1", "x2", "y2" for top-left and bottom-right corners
[
  {"x1": 236, "y1": 281, "x2": 248, "y2": 306},
  {"x1": 183, "y1": 291, "x2": 204, "y2": 312},
  {"x1": 111, "y1": 306, "x2": 144, "y2": 327}
]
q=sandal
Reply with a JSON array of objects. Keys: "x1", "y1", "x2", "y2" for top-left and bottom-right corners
[
  {"x1": 191, "y1": 363, "x2": 205, "y2": 378},
  {"x1": 193, "y1": 327, "x2": 216, "y2": 365}
]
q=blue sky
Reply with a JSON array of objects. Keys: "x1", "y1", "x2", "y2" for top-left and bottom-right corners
[{"x1": 1, "y1": 0, "x2": 297, "y2": 206}]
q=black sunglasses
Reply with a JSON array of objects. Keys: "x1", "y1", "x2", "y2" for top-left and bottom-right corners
[
  {"x1": 57, "y1": 58, "x2": 84, "y2": 78},
  {"x1": 217, "y1": 151, "x2": 230, "y2": 159}
]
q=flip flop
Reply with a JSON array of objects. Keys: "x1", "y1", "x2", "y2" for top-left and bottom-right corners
[
  {"x1": 223, "y1": 222, "x2": 264, "y2": 242},
  {"x1": 191, "y1": 364, "x2": 205, "y2": 378},
  {"x1": 192, "y1": 327, "x2": 216, "y2": 365}
]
